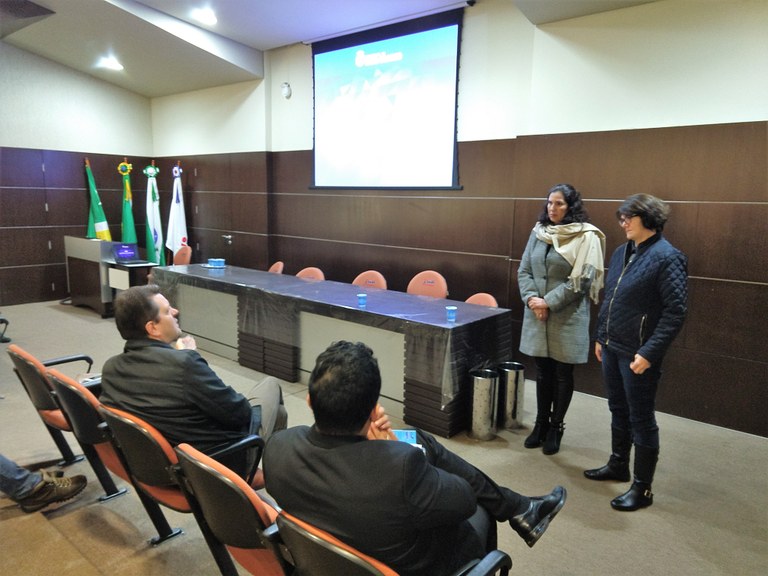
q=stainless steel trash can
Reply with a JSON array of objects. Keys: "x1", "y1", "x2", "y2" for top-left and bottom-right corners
[
  {"x1": 497, "y1": 362, "x2": 525, "y2": 429},
  {"x1": 469, "y1": 368, "x2": 498, "y2": 440}
]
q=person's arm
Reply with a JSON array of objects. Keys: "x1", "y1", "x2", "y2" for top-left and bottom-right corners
[
  {"x1": 182, "y1": 352, "x2": 252, "y2": 430},
  {"x1": 636, "y1": 251, "x2": 688, "y2": 366}
]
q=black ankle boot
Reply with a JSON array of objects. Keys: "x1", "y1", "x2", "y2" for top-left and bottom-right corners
[
  {"x1": 611, "y1": 481, "x2": 653, "y2": 511},
  {"x1": 584, "y1": 426, "x2": 631, "y2": 481},
  {"x1": 542, "y1": 422, "x2": 564, "y2": 455},
  {"x1": 611, "y1": 445, "x2": 658, "y2": 511},
  {"x1": 509, "y1": 486, "x2": 567, "y2": 547},
  {"x1": 524, "y1": 421, "x2": 549, "y2": 449}
]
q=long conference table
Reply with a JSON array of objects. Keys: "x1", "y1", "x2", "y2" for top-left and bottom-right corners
[{"x1": 152, "y1": 264, "x2": 513, "y2": 437}]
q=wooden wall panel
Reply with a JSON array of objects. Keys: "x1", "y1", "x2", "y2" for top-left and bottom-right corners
[
  {"x1": 0, "y1": 188, "x2": 47, "y2": 226},
  {"x1": 0, "y1": 147, "x2": 44, "y2": 187}
]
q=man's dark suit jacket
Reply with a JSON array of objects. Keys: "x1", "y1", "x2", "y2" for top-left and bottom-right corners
[
  {"x1": 100, "y1": 338, "x2": 252, "y2": 453},
  {"x1": 264, "y1": 425, "x2": 485, "y2": 576}
]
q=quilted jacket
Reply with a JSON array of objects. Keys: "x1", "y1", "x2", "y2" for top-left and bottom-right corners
[{"x1": 596, "y1": 233, "x2": 688, "y2": 365}]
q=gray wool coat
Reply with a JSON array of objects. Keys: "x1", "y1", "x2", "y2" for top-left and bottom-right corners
[{"x1": 518, "y1": 229, "x2": 594, "y2": 364}]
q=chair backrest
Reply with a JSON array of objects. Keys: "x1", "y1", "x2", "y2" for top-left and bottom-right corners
[
  {"x1": 7, "y1": 344, "x2": 59, "y2": 411},
  {"x1": 173, "y1": 245, "x2": 192, "y2": 265},
  {"x1": 47, "y1": 369, "x2": 132, "y2": 483},
  {"x1": 268, "y1": 261, "x2": 284, "y2": 274},
  {"x1": 352, "y1": 270, "x2": 387, "y2": 290},
  {"x1": 465, "y1": 292, "x2": 498, "y2": 307},
  {"x1": 276, "y1": 512, "x2": 398, "y2": 576},
  {"x1": 296, "y1": 267, "x2": 325, "y2": 281},
  {"x1": 99, "y1": 404, "x2": 190, "y2": 512},
  {"x1": 175, "y1": 443, "x2": 287, "y2": 575},
  {"x1": 406, "y1": 270, "x2": 448, "y2": 299}
]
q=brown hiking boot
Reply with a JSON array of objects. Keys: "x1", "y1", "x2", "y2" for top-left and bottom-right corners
[{"x1": 18, "y1": 470, "x2": 87, "y2": 513}]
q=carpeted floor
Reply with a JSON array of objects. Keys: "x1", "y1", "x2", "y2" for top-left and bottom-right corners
[{"x1": 0, "y1": 299, "x2": 766, "y2": 575}]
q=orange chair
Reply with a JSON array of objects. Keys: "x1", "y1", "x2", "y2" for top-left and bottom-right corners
[
  {"x1": 7, "y1": 344, "x2": 92, "y2": 466},
  {"x1": 268, "y1": 261, "x2": 284, "y2": 274},
  {"x1": 174, "y1": 245, "x2": 192, "y2": 265},
  {"x1": 352, "y1": 270, "x2": 387, "y2": 290},
  {"x1": 406, "y1": 270, "x2": 448, "y2": 299},
  {"x1": 276, "y1": 511, "x2": 512, "y2": 576},
  {"x1": 296, "y1": 267, "x2": 325, "y2": 281},
  {"x1": 47, "y1": 370, "x2": 184, "y2": 544},
  {"x1": 99, "y1": 405, "x2": 263, "y2": 567},
  {"x1": 175, "y1": 443, "x2": 289, "y2": 576},
  {"x1": 465, "y1": 293, "x2": 498, "y2": 307}
]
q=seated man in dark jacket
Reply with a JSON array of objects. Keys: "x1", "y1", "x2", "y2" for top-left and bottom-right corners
[
  {"x1": 100, "y1": 284, "x2": 286, "y2": 479},
  {"x1": 264, "y1": 341, "x2": 566, "y2": 576}
]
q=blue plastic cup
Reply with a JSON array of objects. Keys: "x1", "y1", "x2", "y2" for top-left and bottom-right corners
[
  {"x1": 446, "y1": 305, "x2": 457, "y2": 322},
  {"x1": 357, "y1": 293, "x2": 367, "y2": 308}
]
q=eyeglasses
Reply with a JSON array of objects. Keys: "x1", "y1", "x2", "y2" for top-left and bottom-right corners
[{"x1": 618, "y1": 215, "x2": 635, "y2": 226}]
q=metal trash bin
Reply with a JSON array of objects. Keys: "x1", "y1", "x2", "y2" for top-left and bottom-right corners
[
  {"x1": 469, "y1": 368, "x2": 498, "y2": 440},
  {"x1": 497, "y1": 362, "x2": 525, "y2": 429}
]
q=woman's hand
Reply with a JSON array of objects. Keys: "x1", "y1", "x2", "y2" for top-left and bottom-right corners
[
  {"x1": 528, "y1": 297, "x2": 549, "y2": 321},
  {"x1": 630, "y1": 354, "x2": 651, "y2": 375}
]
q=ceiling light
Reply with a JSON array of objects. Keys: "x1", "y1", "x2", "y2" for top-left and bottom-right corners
[
  {"x1": 190, "y1": 7, "x2": 217, "y2": 26},
  {"x1": 96, "y1": 55, "x2": 124, "y2": 71}
]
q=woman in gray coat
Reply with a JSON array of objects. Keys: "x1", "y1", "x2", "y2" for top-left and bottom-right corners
[{"x1": 518, "y1": 184, "x2": 605, "y2": 454}]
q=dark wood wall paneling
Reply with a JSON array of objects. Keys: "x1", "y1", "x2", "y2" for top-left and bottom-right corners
[{"x1": 1, "y1": 121, "x2": 765, "y2": 436}]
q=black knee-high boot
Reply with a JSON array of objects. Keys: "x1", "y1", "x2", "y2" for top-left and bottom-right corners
[
  {"x1": 543, "y1": 363, "x2": 574, "y2": 455},
  {"x1": 584, "y1": 427, "x2": 632, "y2": 481},
  {"x1": 611, "y1": 445, "x2": 658, "y2": 511},
  {"x1": 525, "y1": 359, "x2": 553, "y2": 448}
]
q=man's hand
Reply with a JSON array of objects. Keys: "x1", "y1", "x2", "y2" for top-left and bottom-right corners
[
  {"x1": 367, "y1": 404, "x2": 394, "y2": 440},
  {"x1": 174, "y1": 335, "x2": 197, "y2": 350}
]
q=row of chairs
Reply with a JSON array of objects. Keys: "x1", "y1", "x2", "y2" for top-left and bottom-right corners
[
  {"x1": 268, "y1": 262, "x2": 498, "y2": 306},
  {"x1": 7, "y1": 343, "x2": 512, "y2": 575}
]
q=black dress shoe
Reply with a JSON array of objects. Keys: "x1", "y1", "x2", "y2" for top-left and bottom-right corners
[
  {"x1": 510, "y1": 485, "x2": 567, "y2": 547},
  {"x1": 583, "y1": 460, "x2": 630, "y2": 482},
  {"x1": 611, "y1": 482, "x2": 653, "y2": 511}
]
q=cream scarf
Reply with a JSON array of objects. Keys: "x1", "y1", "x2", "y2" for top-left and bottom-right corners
[{"x1": 534, "y1": 222, "x2": 606, "y2": 304}]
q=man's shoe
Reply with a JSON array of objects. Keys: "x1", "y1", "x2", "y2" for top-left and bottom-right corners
[
  {"x1": 510, "y1": 485, "x2": 567, "y2": 547},
  {"x1": 18, "y1": 472, "x2": 87, "y2": 513}
]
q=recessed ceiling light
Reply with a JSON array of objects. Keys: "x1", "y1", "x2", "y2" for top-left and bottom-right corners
[
  {"x1": 96, "y1": 55, "x2": 124, "y2": 71},
  {"x1": 190, "y1": 7, "x2": 217, "y2": 26}
]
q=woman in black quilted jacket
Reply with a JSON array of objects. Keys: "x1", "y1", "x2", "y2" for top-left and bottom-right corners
[{"x1": 584, "y1": 194, "x2": 688, "y2": 511}]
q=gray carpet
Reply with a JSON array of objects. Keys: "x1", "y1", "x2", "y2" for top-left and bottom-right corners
[{"x1": 1, "y1": 300, "x2": 766, "y2": 575}]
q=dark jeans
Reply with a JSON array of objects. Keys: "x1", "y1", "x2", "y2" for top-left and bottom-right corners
[{"x1": 601, "y1": 346, "x2": 661, "y2": 449}]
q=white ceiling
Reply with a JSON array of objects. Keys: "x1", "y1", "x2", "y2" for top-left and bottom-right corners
[{"x1": 1, "y1": 0, "x2": 658, "y2": 98}]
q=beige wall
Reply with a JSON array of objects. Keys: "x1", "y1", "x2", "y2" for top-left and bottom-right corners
[{"x1": 0, "y1": 0, "x2": 766, "y2": 155}]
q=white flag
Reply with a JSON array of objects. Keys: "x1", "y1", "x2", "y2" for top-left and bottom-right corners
[
  {"x1": 144, "y1": 164, "x2": 165, "y2": 265},
  {"x1": 165, "y1": 164, "x2": 188, "y2": 255}
]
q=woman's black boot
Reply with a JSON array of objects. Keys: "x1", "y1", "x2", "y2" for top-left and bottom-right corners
[
  {"x1": 524, "y1": 420, "x2": 549, "y2": 449},
  {"x1": 542, "y1": 421, "x2": 564, "y2": 455},
  {"x1": 611, "y1": 445, "x2": 658, "y2": 511},
  {"x1": 584, "y1": 427, "x2": 632, "y2": 481}
]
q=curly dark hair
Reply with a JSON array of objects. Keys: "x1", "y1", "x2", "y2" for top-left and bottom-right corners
[
  {"x1": 616, "y1": 193, "x2": 670, "y2": 232},
  {"x1": 537, "y1": 183, "x2": 591, "y2": 225},
  {"x1": 308, "y1": 341, "x2": 382, "y2": 435}
]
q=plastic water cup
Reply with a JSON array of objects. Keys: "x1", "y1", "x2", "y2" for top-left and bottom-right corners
[
  {"x1": 357, "y1": 293, "x2": 367, "y2": 308},
  {"x1": 446, "y1": 305, "x2": 457, "y2": 322}
]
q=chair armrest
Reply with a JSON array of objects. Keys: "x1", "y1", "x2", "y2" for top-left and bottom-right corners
[
  {"x1": 206, "y1": 434, "x2": 265, "y2": 485},
  {"x1": 455, "y1": 550, "x2": 512, "y2": 576},
  {"x1": 42, "y1": 353, "x2": 94, "y2": 373}
]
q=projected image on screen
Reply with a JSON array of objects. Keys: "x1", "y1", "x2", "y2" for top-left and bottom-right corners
[{"x1": 313, "y1": 12, "x2": 462, "y2": 188}]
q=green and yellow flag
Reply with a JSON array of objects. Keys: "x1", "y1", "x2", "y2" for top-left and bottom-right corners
[
  {"x1": 85, "y1": 158, "x2": 112, "y2": 241},
  {"x1": 118, "y1": 159, "x2": 138, "y2": 243}
]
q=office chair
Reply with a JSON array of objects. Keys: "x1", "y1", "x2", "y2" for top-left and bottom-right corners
[
  {"x1": 296, "y1": 267, "x2": 325, "y2": 281},
  {"x1": 6, "y1": 344, "x2": 93, "y2": 466},
  {"x1": 173, "y1": 245, "x2": 192, "y2": 265},
  {"x1": 175, "y1": 443, "x2": 290, "y2": 576},
  {"x1": 99, "y1": 404, "x2": 262, "y2": 561},
  {"x1": 406, "y1": 270, "x2": 449, "y2": 299},
  {"x1": 276, "y1": 511, "x2": 512, "y2": 576},
  {"x1": 268, "y1": 261, "x2": 284, "y2": 274},
  {"x1": 465, "y1": 293, "x2": 498, "y2": 307},
  {"x1": 352, "y1": 270, "x2": 387, "y2": 290}
]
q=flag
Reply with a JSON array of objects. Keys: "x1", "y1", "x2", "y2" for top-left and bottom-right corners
[
  {"x1": 85, "y1": 159, "x2": 112, "y2": 241},
  {"x1": 143, "y1": 163, "x2": 165, "y2": 265},
  {"x1": 118, "y1": 160, "x2": 137, "y2": 243},
  {"x1": 165, "y1": 163, "x2": 188, "y2": 255}
]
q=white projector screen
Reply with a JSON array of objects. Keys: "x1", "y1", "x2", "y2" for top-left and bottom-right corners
[{"x1": 312, "y1": 10, "x2": 463, "y2": 189}]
